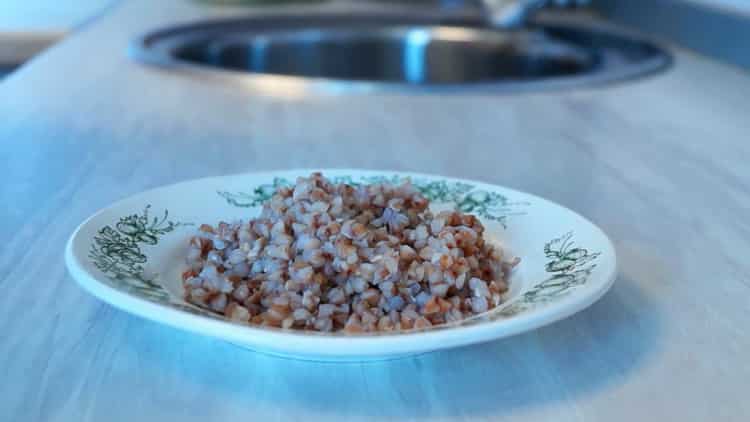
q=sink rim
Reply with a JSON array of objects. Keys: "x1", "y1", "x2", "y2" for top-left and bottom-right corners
[{"x1": 130, "y1": 14, "x2": 672, "y2": 95}]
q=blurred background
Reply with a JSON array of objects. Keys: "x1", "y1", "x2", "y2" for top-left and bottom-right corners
[{"x1": 1, "y1": 0, "x2": 748, "y2": 82}]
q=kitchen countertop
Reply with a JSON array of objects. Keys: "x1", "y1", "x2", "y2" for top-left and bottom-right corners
[
  {"x1": 2, "y1": 0, "x2": 750, "y2": 421},
  {"x1": 0, "y1": 0, "x2": 114, "y2": 65}
]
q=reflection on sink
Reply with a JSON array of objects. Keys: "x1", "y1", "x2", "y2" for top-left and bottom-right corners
[
  {"x1": 132, "y1": 15, "x2": 670, "y2": 93},
  {"x1": 176, "y1": 27, "x2": 595, "y2": 84}
]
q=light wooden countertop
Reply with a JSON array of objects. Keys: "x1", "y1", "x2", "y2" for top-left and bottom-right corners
[
  {"x1": 0, "y1": 0, "x2": 114, "y2": 65},
  {"x1": 2, "y1": 0, "x2": 750, "y2": 421}
]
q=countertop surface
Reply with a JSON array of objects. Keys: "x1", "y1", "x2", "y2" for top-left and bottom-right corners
[
  {"x1": 0, "y1": 0, "x2": 114, "y2": 64},
  {"x1": 2, "y1": 0, "x2": 750, "y2": 421},
  {"x1": 0, "y1": 0, "x2": 107, "y2": 32}
]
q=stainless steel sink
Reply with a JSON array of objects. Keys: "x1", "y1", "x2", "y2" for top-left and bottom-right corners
[{"x1": 132, "y1": 14, "x2": 670, "y2": 94}]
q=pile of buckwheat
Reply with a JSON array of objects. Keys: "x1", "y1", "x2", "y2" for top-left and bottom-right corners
[{"x1": 183, "y1": 173, "x2": 518, "y2": 333}]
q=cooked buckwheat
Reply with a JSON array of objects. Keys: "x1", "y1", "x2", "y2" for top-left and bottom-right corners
[{"x1": 183, "y1": 173, "x2": 518, "y2": 333}]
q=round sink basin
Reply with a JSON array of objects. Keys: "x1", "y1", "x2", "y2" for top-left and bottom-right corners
[
  {"x1": 132, "y1": 14, "x2": 670, "y2": 93},
  {"x1": 177, "y1": 27, "x2": 594, "y2": 84}
]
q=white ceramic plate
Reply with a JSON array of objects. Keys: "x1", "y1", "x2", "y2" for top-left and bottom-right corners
[{"x1": 65, "y1": 169, "x2": 616, "y2": 361}]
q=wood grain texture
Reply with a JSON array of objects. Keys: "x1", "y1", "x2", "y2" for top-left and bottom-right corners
[{"x1": 1, "y1": 1, "x2": 750, "y2": 421}]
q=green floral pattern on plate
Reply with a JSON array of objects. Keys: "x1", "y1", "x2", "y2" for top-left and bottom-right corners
[
  {"x1": 218, "y1": 174, "x2": 528, "y2": 226},
  {"x1": 500, "y1": 232, "x2": 601, "y2": 317},
  {"x1": 88, "y1": 205, "x2": 188, "y2": 302}
]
